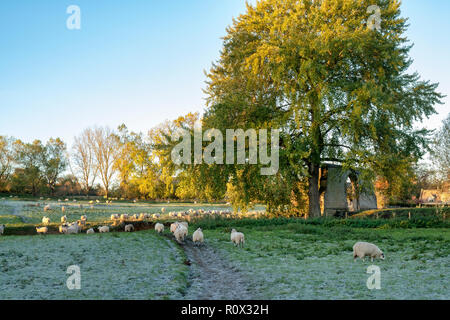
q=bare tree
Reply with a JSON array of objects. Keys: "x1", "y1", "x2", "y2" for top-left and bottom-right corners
[
  {"x1": 89, "y1": 127, "x2": 120, "y2": 198},
  {"x1": 71, "y1": 129, "x2": 98, "y2": 195}
]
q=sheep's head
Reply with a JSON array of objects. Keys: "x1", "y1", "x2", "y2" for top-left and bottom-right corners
[
  {"x1": 380, "y1": 252, "x2": 385, "y2": 260},
  {"x1": 231, "y1": 228, "x2": 236, "y2": 233}
]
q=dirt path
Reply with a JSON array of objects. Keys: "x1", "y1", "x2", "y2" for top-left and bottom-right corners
[{"x1": 180, "y1": 239, "x2": 254, "y2": 300}]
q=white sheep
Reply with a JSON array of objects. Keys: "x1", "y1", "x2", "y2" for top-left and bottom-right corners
[
  {"x1": 81, "y1": 215, "x2": 87, "y2": 221},
  {"x1": 66, "y1": 224, "x2": 79, "y2": 234},
  {"x1": 155, "y1": 223, "x2": 164, "y2": 234},
  {"x1": 77, "y1": 219, "x2": 86, "y2": 227},
  {"x1": 353, "y1": 242, "x2": 385, "y2": 262},
  {"x1": 61, "y1": 215, "x2": 67, "y2": 223},
  {"x1": 44, "y1": 205, "x2": 51, "y2": 212},
  {"x1": 86, "y1": 228, "x2": 95, "y2": 234},
  {"x1": 111, "y1": 214, "x2": 120, "y2": 220},
  {"x1": 192, "y1": 228, "x2": 204, "y2": 245},
  {"x1": 174, "y1": 224, "x2": 187, "y2": 243},
  {"x1": 170, "y1": 222, "x2": 179, "y2": 233},
  {"x1": 98, "y1": 226, "x2": 110, "y2": 233},
  {"x1": 124, "y1": 224, "x2": 135, "y2": 232},
  {"x1": 152, "y1": 213, "x2": 161, "y2": 219},
  {"x1": 133, "y1": 214, "x2": 139, "y2": 220},
  {"x1": 42, "y1": 216, "x2": 51, "y2": 225},
  {"x1": 231, "y1": 229, "x2": 245, "y2": 247},
  {"x1": 0, "y1": 224, "x2": 5, "y2": 235},
  {"x1": 120, "y1": 214, "x2": 128, "y2": 220},
  {"x1": 161, "y1": 207, "x2": 166, "y2": 213},
  {"x1": 36, "y1": 226, "x2": 48, "y2": 234}
]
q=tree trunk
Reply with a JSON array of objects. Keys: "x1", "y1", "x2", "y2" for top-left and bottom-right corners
[{"x1": 308, "y1": 163, "x2": 321, "y2": 218}]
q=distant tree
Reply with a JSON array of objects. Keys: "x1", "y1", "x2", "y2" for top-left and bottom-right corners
[
  {"x1": 0, "y1": 136, "x2": 15, "y2": 192},
  {"x1": 89, "y1": 127, "x2": 120, "y2": 199},
  {"x1": 431, "y1": 113, "x2": 450, "y2": 187},
  {"x1": 43, "y1": 138, "x2": 67, "y2": 195},
  {"x1": 71, "y1": 129, "x2": 98, "y2": 195},
  {"x1": 12, "y1": 139, "x2": 46, "y2": 196}
]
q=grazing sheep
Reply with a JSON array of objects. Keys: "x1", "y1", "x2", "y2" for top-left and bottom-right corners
[
  {"x1": 61, "y1": 215, "x2": 67, "y2": 223},
  {"x1": 0, "y1": 224, "x2": 5, "y2": 235},
  {"x1": 98, "y1": 226, "x2": 110, "y2": 233},
  {"x1": 170, "y1": 222, "x2": 179, "y2": 233},
  {"x1": 89, "y1": 200, "x2": 94, "y2": 204},
  {"x1": 231, "y1": 229, "x2": 245, "y2": 247},
  {"x1": 174, "y1": 224, "x2": 187, "y2": 243},
  {"x1": 152, "y1": 213, "x2": 160, "y2": 219},
  {"x1": 59, "y1": 224, "x2": 69, "y2": 234},
  {"x1": 96, "y1": 199, "x2": 100, "y2": 203},
  {"x1": 132, "y1": 214, "x2": 139, "y2": 220},
  {"x1": 81, "y1": 215, "x2": 87, "y2": 221},
  {"x1": 86, "y1": 228, "x2": 95, "y2": 234},
  {"x1": 353, "y1": 242, "x2": 385, "y2": 262},
  {"x1": 44, "y1": 205, "x2": 51, "y2": 212},
  {"x1": 161, "y1": 207, "x2": 166, "y2": 213},
  {"x1": 36, "y1": 226, "x2": 48, "y2": 234},
  {"x1": 66, "y1": 224, "x2": 79, "y2": 234},
  {"x1": 111, "y1": 214, "x2": 120, "y2": 220},
  {"x1": 124, "y1": 224, "x2": 135, "y2": 232},
  {"x1": 77, "y1": 219, "x2": 86, "y2": 227},
  {"x1": 192, "y1": 228, "x2": 204, "y2": 245},
  {"x1": 61, "y1": 206, "x2": 66, "y2": 212},
  {"x1": 155, "y1": 223, "x2": 164, "y2": 234},
  {"x1": 42, "y1": 216, "x2": 51, "y2": 225},
  {"x1": 120, "y1": 214, "x2": 128, "y2": 220}
]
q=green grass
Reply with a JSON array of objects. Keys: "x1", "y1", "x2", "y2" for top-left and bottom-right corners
[
  {"x1": 0, "y1": 230, "x2": 189, "y2": 299},
  {"x1": 191, "y1": 220, "x2": 449, "y2": 299}
]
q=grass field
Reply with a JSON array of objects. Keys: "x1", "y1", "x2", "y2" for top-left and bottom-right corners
[{"x1": 0, "y1": 199, "x2": 448, "y2": 300}]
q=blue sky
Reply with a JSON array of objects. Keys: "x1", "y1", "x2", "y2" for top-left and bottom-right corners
[{"x1": 0, "y1": 0, "x2": 448, "y2": 147}]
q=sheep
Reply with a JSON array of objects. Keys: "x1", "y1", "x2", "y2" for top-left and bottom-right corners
[
  {"x1": 98, "y1": 226, "x2": 110, "y2": 233},
  {"x1": 152, "y1": 213, "x2": 161, "y2": 219},
  {"x1": 353, "y1": 242, "x2": 385, "y2": 262},
  {"x1": 192, "y1": 228, "x2": 204, "y2": 246},
  {"x1": 42, "y1": 216, "x2": 50, "y2": 225},
  {"x1": 59, "y1": 224, "x2": 69, "y2": 234},
  {"x1": 86, "y1": 228, "x2": 95, "y2": 234},
  {"x1": 174, "y1": 224, "x2": 187, "y2": 243},
  {"x1": 44, "y1": 205, "x2": 51, "y2": 212},
  {"x1": 180, "y1": 221, "x2": 188, "y2": 230},
  {"x1": 80, "y1": 215, "x2": 87, "y2": 221},
  {"x1": 170, "y1": 222, "x2": 179, "y2": 233},
  {"x1": 66, "y1": 224, "x2": 79, "y2": 234},
  {"x1": 89, "y1": 200, "x2": 94, "y2": 204},
  {"x1": 132, "y1": 214, "x2": 139, "y2": 220},
  {"x1": 77, "y1": 219, "x2": 86, "y2": 227},
  {"x1": 61, "y1": 206, "x2": 66, "y2": 212},
  {"x1": 0, "y1": 224, "x2": 5, "y2": 235},
  {"x1": 111, "y1": 214, "x2": 120, "y2": 220},
  {"x1": 96, "y1": 199, "x2": 100, "y2": 203},
  {"x1": 161, "y1": 207, "x2": 166, "y2": 213},
  {"x1": 120, "y1": 214, "x2": 128, "y2": 220},
  {"x1": 124, "y1": 224, "x2": 135, "y2": 232},
  {"x1": 36, "y1": 226, "x2": 48, "y2": 234},
  {"x1": 230, "y1": 229, "x2": 245, "y2": 247},
  {"x1": 61, "y1": 215, "x2": 67, "y2": 223},
  {"x1": 155, "y1": 223, "x2": 164, "y2": 234}
]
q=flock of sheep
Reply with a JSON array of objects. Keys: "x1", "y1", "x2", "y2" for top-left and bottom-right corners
[{"x1": 1, "y1": 202, "x2": 387, "y2": 261}]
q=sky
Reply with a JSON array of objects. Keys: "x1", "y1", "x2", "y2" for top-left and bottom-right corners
[{"x1": 0, "y1": 0, "x2": 449, "y2": 148}]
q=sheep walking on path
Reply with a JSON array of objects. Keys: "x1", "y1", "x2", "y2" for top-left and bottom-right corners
[
  {"x1": 231, "y1": 229, "x2": 245, "y2": 248},
  {"x1": 192, "y1": 228, "x2": 204, "y2": 246}
]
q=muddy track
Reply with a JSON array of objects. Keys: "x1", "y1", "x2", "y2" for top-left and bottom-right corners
[{"x1": 178, "y1": 238, "x2": 254, "y2": 300}]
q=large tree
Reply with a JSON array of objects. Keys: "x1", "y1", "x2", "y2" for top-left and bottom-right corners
[
  {"x1": 431, "y1": 113, "x2": 450, "y2": 187},
  {"x1": 204, "y1": 0, "x2": 442, "y2": 217},
  {"x1": 0, "y1": 136, "x2": 15, "y2": 192}
]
